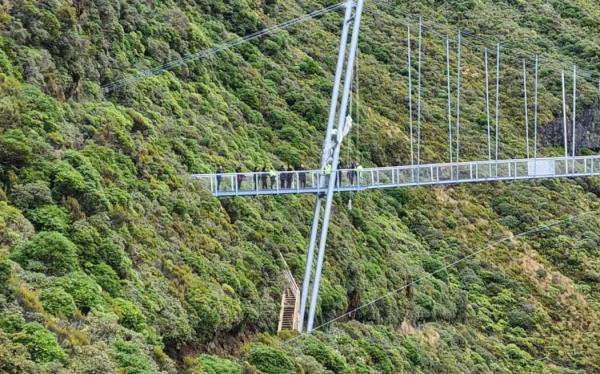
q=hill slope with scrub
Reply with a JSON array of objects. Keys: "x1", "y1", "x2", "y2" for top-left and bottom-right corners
[{"x1": 1, "y1": 0, "x2": 600, "y2": 372}]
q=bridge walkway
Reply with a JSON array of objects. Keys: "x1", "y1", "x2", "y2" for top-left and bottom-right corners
[{"x1": 192, "y1": 156, "x2": 600, "y2": 197}]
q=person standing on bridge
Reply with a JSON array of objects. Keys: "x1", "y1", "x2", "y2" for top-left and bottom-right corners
[
  {"x1": 323, "y1": 162, "x2": 332, "y2": 188},
  {"x1": 356, "y1": 163, "x2": 363, "y2": 185},
  {"x1": 236, "y1": 166, "x2": 244, "y2": 190},
  {"x1": 216, "y1": 165, "x2": 223, "y2": 191},
  {"x1": 286, "y1": 165, "x2": 294, "y2": 189},
  {"x1": 253, "y1": 166, "x2": 258, "y2": 190},
  {"x1": 279, "y1": 166, "x2": 286, "y2": 189},
  {"x1": 349, "y1": 161, "x2": 357, "y2": 185},
  {"x1": 298, "y1": 164, "x2": 307, "y2": 188},
  {"x1": 338, "y1": 161, "x2": 345, "y2": 187},
  {"x1": 269, "y1": 167, "x2": 277, "y2": 189},
  {"x1": 261, "y1": 166, "x2": 268, "y2": 190}
]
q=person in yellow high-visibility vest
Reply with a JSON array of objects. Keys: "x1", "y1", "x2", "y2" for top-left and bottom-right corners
[{"x1": 322, "y1": 163, "x2": 333, "y2": 189}]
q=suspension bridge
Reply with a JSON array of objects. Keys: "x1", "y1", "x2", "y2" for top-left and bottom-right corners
[
  {"x1": 105, "y1": 0, "x2": 600, "y2": 335},
  {"x1": 187, "y1": 0, "x2": 600, "y2": 335}
]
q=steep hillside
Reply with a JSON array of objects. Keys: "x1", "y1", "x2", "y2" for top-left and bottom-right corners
[{"x1": 0, "y1": 0, "x2": 599, "y2": 372}]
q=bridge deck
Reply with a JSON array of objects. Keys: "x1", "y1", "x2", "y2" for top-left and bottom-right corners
[{"x1": 191, "y1": 156, "x2": 600, "y2": 197}]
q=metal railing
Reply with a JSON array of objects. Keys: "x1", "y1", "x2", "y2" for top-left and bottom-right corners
[{"x1": 191, "y1": 156, "x2": 600, "y2": 197}]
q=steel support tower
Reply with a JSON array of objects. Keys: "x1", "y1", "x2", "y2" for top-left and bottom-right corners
[{"x1": 296, "y1": 0, "x2": 366, "y2": 334}]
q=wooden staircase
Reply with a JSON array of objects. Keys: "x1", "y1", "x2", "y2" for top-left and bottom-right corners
[{"x1": 277, "y1": 269, "x2": 300, "y2": 333}]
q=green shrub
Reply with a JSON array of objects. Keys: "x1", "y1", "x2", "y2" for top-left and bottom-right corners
[
  {"x1": 105, "y1": 187, "x2": 132, "y2": 211},
  {"x1": 500, "y1": 215, "x2": 520, "y2": 230},
  {"x1": 401, "y1": 339, "x2": 422, "y2": 366},
  {"x1": 16, "y1": 322, "x2": 67, "y2": 364},
  {"x1": 507, "y1": 310, "x2": 532, "y2": 330},
  {"x1": 10, "y1": 183, "x2": 53, "y2": 209},
  {"x1": 583, "y1": 270, "x2": 600, "y2": 283},
  {"x1": 186, "y1": 284, "x2": 243, "y2": 338},
  {"x1": 492, "y1": 199, "x2": 515, "y2": 216},
  {"x1": 0, "y1": 258, "x2": 11, "y2": 296},
  {"x1": 245, "y1": 344, "x2": 295, "y2": 374},
  {"x1": 11, "y1": 231, "x2": 79, "y2": 275},
  {"x1": 236, "y1": 87, "x2": 260, "y2": 109},
  {"x1": 0, "y1": 49, "x2": 16, "y2": 77},
  {"x1": 25, "y1": 205, "x2": 70, "y2": 233},
  {"x1": 535, "y1": 268, "x2": 547, "y2": 279},
  {"x1": 348, "y1": 208, "x2": 368, "y2": 230},
  {"x1": 0, "y1": 202, "x2": 30, "y2": 247},
  {"x1": 18, "y1": 84, "x2": 62, "y2": 132},
  {"x1": 52, "y1": 161, "x2": 89, "y2": 197},
  {"x1": 302, "y1": 336, "x2": 349, "y2": 373},
  {"x1": 0, "y1": 330, "x2": 40, "y2": 373},
  {"x1": 112, "y1": 338, "x2": 151, "y2": 374},
  {"x1": 63, "y1": 150, "x2": 102, "y2": 188},
  {"x1": 273, "y1": 143, "x2": 301, "y2": 166},
  {"x1": 40, "y1": 287, "x2": 76, "y2": 318},
  {"x1": 298, "y1": 57, "x2": 321, "y2": 75},
  {"x1": 422, "y1": 257, "x2": 448, "y2": 281},
  {"x1": 505, "y1": 343, "x2": 531, "y2": 361},
  {"x1": 0, "y1": 313, "x2": 24, "y2": 333},
  {"x1": 197, "y1": 354, "x2": 241, "y2": 374},
  {"x1": 71, "y1": 220, "x2": 126, "y2": 271},
  {"x1": 66, "y1": 341, "x2": 119, "y2": 373},
  {"x1": 57, "y1": 271, "x2": 105, "y2": 314},
  {"x1": 101, "y1": 240, "x2": 131, "y2": 277},
  {"x1": 364, "y1": 344, "x2": 395, "y2": 373},
  {"x1": 318, "y1": 281, "x2": 348, "y2": 321},
  {"x1": 414, "y1": 293, "x2": 434, "y2": 321},
  {"x1": 0, "y1": 129, "x2": 32, "y2": 167},
  {"x1": 90, "y1": 263, "x2": 122, "y2": 296},
  {"x1": 455, "y1": 290, "x2": 469, "y2": 323},
  {"x1": 51, "y1": 152, "x2": 104, "y2": 212},
  {"x1": 112, "y1": 298, "x2": 146, "y2": 332}
]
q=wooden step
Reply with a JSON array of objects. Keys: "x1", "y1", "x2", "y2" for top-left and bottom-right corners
[{"x1": 278, "y1": 271, "x2": 300, "y2": 333}]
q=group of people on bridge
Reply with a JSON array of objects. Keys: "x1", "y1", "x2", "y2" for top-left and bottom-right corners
[{"x1": 214, "y1": 161, "x2": 364, "y2": 191}]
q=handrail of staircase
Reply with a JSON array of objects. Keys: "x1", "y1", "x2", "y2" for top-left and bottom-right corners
[
  {"x1": 276, "y1": 251, "x2": 299, "y2": 297},
  {"x1": 282, "y1": 269, "x2": 299, "y2": 297}
]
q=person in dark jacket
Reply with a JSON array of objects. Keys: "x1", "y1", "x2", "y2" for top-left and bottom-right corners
[
  {"x1": 252, "y1": 166, "x2": 258, "y2": 190},
  {"x1": 337, "y1": 161, "x2": 344, "y2": 187},
  {"x1": 216, "y1": 166, "x2": 223, "y2": 191},
  {"x1": 287, "y1": 165, "x2": 294, "y2": 188},
  {"x1": 349, "y1": 161, "x2": 357, "y2": 185},
  {"x1": 261, "y1": 166, "x2": 268, "y2": 189},
  {"x1": 269, "y1": 167, "x2": 277, "y2": 189},
  {"x1": 236, "y1": 166, "x2": 244, "y2": 190},
  {"x1": 298, "y1": 164, "x2": 307, "y2": 188},
  {"x1": 279, "y1": 166, "x2": 286, "y2": 188}
]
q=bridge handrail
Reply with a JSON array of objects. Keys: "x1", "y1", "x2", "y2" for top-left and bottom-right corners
[
  {"x1": 191, "y1": 155, "x2": 600, "y2": 196},
  {"x1": 190, "y1": 155, "x2": 599, "y2": 178}
]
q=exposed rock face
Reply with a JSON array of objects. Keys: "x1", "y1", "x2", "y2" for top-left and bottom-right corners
[{"x1": 541, "y1": 102, "x2": 600, "y2": 153}]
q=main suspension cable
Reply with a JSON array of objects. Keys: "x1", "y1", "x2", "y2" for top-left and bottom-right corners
[{"x1": 101, "y1": 2, "x2": 346, "y2": 93}]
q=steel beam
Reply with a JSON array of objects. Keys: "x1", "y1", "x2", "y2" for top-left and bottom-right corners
[
  {"x1": 456, "y1": 31, "x2": 462, "y2": 162},
  {"x1": 523, "y1": 60, "x2": 530, "y2": 158},
  {"x1": 298, "y1": 0, "x2": 354, "y2": 333},
  {"x1": 446, "y1": 38, "x2": 453, "y2": 164},
  {"x1": 306, "y1": 0, "x2": 365, "y2": 333},
  {"x1": 562, "y1": 70, "x2": 568, "y2": 161}
]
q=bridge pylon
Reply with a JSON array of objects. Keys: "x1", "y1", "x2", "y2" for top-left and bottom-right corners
[{"x1": 298, "y1": 0, "x2": 365, "y2": 334}]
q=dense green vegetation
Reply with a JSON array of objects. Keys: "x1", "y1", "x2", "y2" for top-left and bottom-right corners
[{"x1": 1, "y1": 0, "x2": 600, "y2": 372}]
